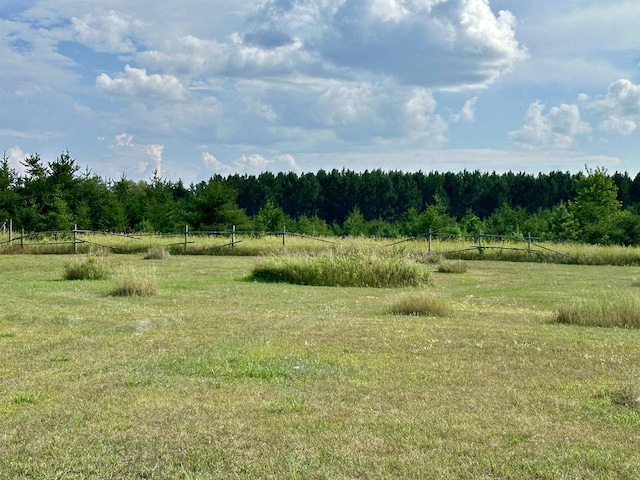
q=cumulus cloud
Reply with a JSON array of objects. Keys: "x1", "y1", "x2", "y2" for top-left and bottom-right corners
[
  {"x1": 316, "y1": 0, "x2": 528, "y2": 88},
  {"x1": 451, "y1": 96, "x2": 478, "y2": 123},
  {"x1": 580, "y1": 79, "x2": 640, "y2": 135},
  {"x1": 203, "y1": 151, "x2": 301, "y2": 175},
  {"x1": 510, "y1": 101, "x2": 591, "y2": 149},
  {"x1": 96, "y1": 65, "x2": 188, "y2": 101},
  {"x1": 109, "y1": 133, "x2": 164, "y2": 176},
  {"x1": 71, "y1": 10, "x2": 142, "y2": 53},
  {"x1": 5, "y1": 147, "x2": 28, "y2": 175}
]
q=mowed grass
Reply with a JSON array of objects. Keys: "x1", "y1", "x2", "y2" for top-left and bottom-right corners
[{"x1": 1, "y1": 255, "x2": 640, "y2": 478}]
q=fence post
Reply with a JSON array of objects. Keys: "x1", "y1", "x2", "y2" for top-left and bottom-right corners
[
  {"x1": 477, "y1": 231, "x2": 483, "y2": 251},
  {"x1": 428, "y1": 229, "x2": 432, "y2": 254},
  {"x1": 73, "y1": 224, "x2": 78, "y2": 254},
  {"x1": 527, "y1": 232, "x2": 531, "y2": 254},
  {"x1": 9, "y1": 219, "x2": 12, "y2": 245},
  {"x1": 184, "y1": 224, "x2": 189, "y2": 252},
  {"x1": 21, "y1": 227, "x2": 24, "y2": 249},
  {"x1": 282, "y1": 225, "x2": 286, "y2": 247},
  {"x1": 232, "y1": 225, "x2": 236, "y2": 249}
]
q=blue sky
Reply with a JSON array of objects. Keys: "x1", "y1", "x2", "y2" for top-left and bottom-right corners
[{"x1": 1, "y1": 0, "x2": 639, "y2": 183}]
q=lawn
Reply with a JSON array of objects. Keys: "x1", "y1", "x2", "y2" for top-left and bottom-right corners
[{"x1": 1, "y1": 254, "x2": 640, "y2": 479}]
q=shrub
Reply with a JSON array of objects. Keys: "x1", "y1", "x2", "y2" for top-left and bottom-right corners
[
  {"x1": 63, "y1": 255, "x2": 112, "y2": 280},
  {"x1": 556, "y1": 291, "x2": 640, "y2": 328},
  {"x1": 389, "y1": 294, "x2": 452, "y2": 317},
  {"x1": 111, "y1": 265, "x2": 159, "y2": 297},
  {"x1": 437, "y1": 259, "x2": 468, "y2": 274},
  {"x1": 250, "y1": 246, "x2": 429, "y2": 287}
]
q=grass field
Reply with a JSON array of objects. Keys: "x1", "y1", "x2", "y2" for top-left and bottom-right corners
[{"x1": 1, "y1": 254, "x2": 640, "y2": 478}]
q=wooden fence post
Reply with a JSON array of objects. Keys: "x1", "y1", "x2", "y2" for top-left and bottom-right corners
[
  {"x1": 232, "y1": 225, "x2": 236, "y2": 249},
  {"x1": 282, "y1": 226, "x2": 286, "y2": 247},
  {"x1": 477, "y1": 231, "x2": 483, "y2": 251},
  {"x1": 428, "y1": 230, "x2": 432, "y2": 254},
  {"x1": 184, "y1": 224, "x2": 189, "y2": 252},
  {"x1": 21, "y1": 227, "x2": 24, "y2": 249},
  {"x1": 9, "y1": 219, "x2": 12, "y2": 245},
  {"x1": 527, "y1": 232, "x2": 532, "y2": 254},
  {"x1": 73, "y1": 224, "x2": 78, "y2": 254}
]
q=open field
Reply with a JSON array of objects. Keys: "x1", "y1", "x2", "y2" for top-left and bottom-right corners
[{"x1": 2, "y1": 254, "x2": 640, "y2": 478}]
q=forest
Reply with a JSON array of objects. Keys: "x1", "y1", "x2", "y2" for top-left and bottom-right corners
[{"x1": 2, "y1": 150, "x2": 640, "y2": 245}]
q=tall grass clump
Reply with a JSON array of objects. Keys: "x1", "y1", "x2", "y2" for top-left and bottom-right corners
[
  {"x1": 251, "y1": 245, "x2": 429, "y2": 287},
  {"x1": 388, "y1": 294, "x2": 452, "y2": 317},
  {"x1": 63, "y1": 255, "x2": 112, "y2": 280},
  {"x1": 556, "y1": 291, "x2": 640, "y2": 328},
  {"x1": 437, "y1": 259, "x2": 468, "y2": 273},
  {"x1": 111, "y1": 265, "x2": 159, "y2": 297},
  {"x1": 144, "y1": 246, "x2": 171, "y2": 260}
]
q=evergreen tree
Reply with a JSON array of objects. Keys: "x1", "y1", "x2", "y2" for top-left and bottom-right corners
[{"x1": 570, "y1": 167, "x2": 622, "y2": 244}]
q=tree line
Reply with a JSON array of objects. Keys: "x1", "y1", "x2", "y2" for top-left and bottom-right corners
[{"x1": 2, "y1": 150, "x2": 640, "y2": 245}]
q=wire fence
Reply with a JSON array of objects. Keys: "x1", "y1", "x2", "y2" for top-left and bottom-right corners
[{"x1": 0, "y1": 223, "x2": 568, "y2": 259}]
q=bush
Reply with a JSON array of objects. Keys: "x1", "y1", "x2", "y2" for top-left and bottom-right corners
[
  {"x1": 250, "y1": 246, "x2": 430, "y2": 287},
  {"x1": 556, "y1": 291, "x2": 640, "y2": 328},
  {"x1": 63, "y1": 255, "x2": 112, "y2": 280},
  {"x1": 389, "y1": 294, "x2": 452, "y2": 317},
  {"x1": 111, "y1": 265, "x2": 159, "y2": 297}
]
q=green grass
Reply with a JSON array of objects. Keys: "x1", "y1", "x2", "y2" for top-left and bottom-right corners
[{"x1": 2, "y1": 254, "x2": 640, "y2": 478}]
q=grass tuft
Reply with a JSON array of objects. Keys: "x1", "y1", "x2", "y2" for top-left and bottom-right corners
[
  {"x1": 389, "y1": 293, "x2": 453, "y2": 317},
  {"x1": 612, "y1": 385, "x2": 640, "y2": 408},
  {"x1": 111, "y1": 264, "x2": 159, "y2": 297},
  {"x1": 250, "y1": 246, "x2": 429, "y2": 287},
  {"x1": 63, "y1": 255, "x2": 112, "y2": 280},
  {"x1": 556, "y1": 291, "x2": 640, "y2": 328},
  {"x1": 437, "y1": 259, "x2": 468, "y2": 273},
  {"x1": 144, "y1": 246, "x2": 171, "y2": 260}
]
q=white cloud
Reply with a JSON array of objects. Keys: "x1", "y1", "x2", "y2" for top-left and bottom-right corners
[
  {"x1": 452, "y1": 96, "x2": 478, "y2": 123},
  {"x1": 115, "y1": 133, "x2": 133, "y2": 146},
  {"x1": 581, "y1": 79, "x2": 640, "y2": 135},
  {"x1": 108, "y1": 134, "x2": 164, "y2": 177},
  {"x1": 317, "y1": 0, "x2": 528, "y2": 89},
  {"x1": 5, "y1": 147, "x2": 28, "y2": 175},
  {"x1": 146, "y1": 144, "x2": 164, "y2": 177},
  {"x1": 510, "y1": 101, "x2": 591, "y2": 149},
  {"x1": 96, "y1": 65, "x2": 188, "y2": 101},
  {"x1": 71, "y1": 9, "x2": 142, "y2": 53},
  {"x1": 203, "y1": 152, "x2": 301, "y2": 175}
]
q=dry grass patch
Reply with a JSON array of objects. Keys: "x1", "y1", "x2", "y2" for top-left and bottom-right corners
[
  {"x1": 63, "y1": 255, "x2": 112, "y2": 280},
  {"x1": 144, "y1": 246, "x2": 171, "y2": 260},
  {"x1": 111, "y1": 264, "x2": 159, "y2": 297},
  {"x1": 251, "y1": 246, "x2": 430, "y2": 287},
  {"x1": 389, "y1": 293, "x2": 453, "y2": 317},
  {"x1": 556, "y1": 291, "x2": 640, "y2": 328},
  {"x1": 437, "y1": 259, "x2": 468, "y2": 274}
]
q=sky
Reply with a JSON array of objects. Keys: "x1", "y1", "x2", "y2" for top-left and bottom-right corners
[{"x1": 1, "y1": 0, "x2": 639, "y2": 183}]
